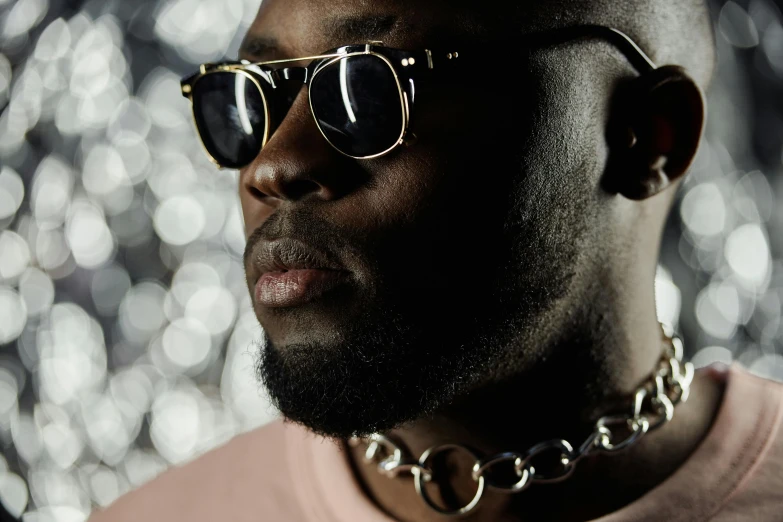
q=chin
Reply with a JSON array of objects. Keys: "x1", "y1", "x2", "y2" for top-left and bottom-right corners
[{"x1": 253, "y1": 296, "x2": 502, "y2": 439}]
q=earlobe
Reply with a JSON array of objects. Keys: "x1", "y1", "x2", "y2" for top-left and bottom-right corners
[{"x1": 604, "y1": 65, "x2": 706, "y2": 201}]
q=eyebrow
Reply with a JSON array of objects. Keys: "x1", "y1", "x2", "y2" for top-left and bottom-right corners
[
  {"x1": 239, "y1": 14, "x2": 408, "y2": 60},
  {"x1": 324, "y1": 14, "x2": 403, "y2": 42},
  {"x1": 239, "y1": 35, "x2": 280, "y2": 60}
]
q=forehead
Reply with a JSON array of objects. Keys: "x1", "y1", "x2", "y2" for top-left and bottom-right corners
[{"x1": 240, "y1": 0, "x2": 540, "y2": 60}]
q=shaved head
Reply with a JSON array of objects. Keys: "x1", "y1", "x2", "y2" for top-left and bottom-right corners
[{"x1": 241, "y1": 0, "x2": 715, "y2": 88}]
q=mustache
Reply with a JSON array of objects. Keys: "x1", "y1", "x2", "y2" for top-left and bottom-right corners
[{"x1": 243, "y1": 207, "x2": 355, "y2": 269}]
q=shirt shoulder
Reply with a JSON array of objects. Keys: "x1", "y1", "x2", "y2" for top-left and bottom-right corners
[
  {"x1": 597, "y1": 363, "x2": 783, "y2": 522},
  {"x1": 710, "y1": 368, "x2": 783, "y2": 521},
  {"x1": 88, "y1": 419, "x2": 309, "y2": 522}
]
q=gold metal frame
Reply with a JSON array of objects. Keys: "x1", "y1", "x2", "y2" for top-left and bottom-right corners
[
  {"x1": 307, "y1": 47, "x2": 410, "y2": 160},
  {"x1": 181, "y1": 45, "x2": 412, "y2": 168},
  {"x1": 182, "y1": 67, "x2": 273, "y2": 169}
]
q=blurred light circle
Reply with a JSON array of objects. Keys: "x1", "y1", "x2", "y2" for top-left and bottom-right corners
[
  {"x1": 46, "y1": 302, "x2": 102, "y2": 354},
  {"x1": 82, "y1": 144, "x2": 129, "y2": 198},
  {"x1": 0, "y1": 374, "x2": 19, "y2": 427},
  {"x1": 80, "y1": 395, "x2": 132, "y2": 465},
  {"x1": 39, "y1": 58, "x2": 68, "y2": 98},
  {"x1": 0, "y1": 367, "x2": 19, "y2": 401},
  {"x1": 82, "y1": 144, "x2": 135, "y2": 216},
  {"x1": 66, "y1": 202, "x2": 116, "y2": 269},
  {"x1": 654, "y1": 265, "x2": 681, "y2": 329},
  {"x1": 153, "y1": 195, "x2": 206, "y2": 246},
  {"x1": 150, "y1": 388, "x2": 200, "y2": 464},
  {"x1": 193, "y1": 190, "x2": 227, "y2": 239},
  {"x1": 1, "y1": 0, "x2": 48, "y2": 39},
  {"x1": 185, "y1": 286, "x2": 237, "y2": 335},
  {"x1": 0, "y1": 109, "x2": 28, "y2": 158},
  {"x1": 761, "y1": 21, "x2": 783, "y2": 78},
  {"x1": 12, "y1": 65, "x2": 43, "y2": 122},
  {"x1": 11, "y1": 413, "x2": 42, "y2": 464},
  {"x1": 88, "y1": 466, "x2": 123, "y2": 508},
  {"x1": 680, "y1": 183, "x2": 726, "y2": 237},
  {"x1": 120, "y1": 449, "x2": 168, "y2": 487},
  {"x1": 77, "y1": 79, "x2": 131, "y2": 130},
  {"x1": 38, "y1": 350, "x2": 99, "y2": 405},
  {"x1": 162, "y1": 318, "x2": 212, "y2": 370},
  {"x1": 147, "y1": 152, "x2": 197, "y2": 199},
  {"x1": 109, "y1": 367, "x2": 154, "y2": 415},
  {"x1": 734, "y1": 171, "x2": 774, "y2": 222},
  {"x1": 72, "y1": 19, "x2": 115, "y2": 61},
  {"x1": 41, "y1": 421, "x2": 83, "y2": 470},
  {"x1": 119, "y1": 282, "x2": 168, "y2": 342},
  {"x1": 70, "y1": 52, "x2": 111, "y2": 99},
  {"x1": 749, "y1": 354, "x2": 783, "y2": 381},
  {"x1": 171, "y1": 262, "x2": 221, "y2": 305},
  {"x1": 725, "y1": 223, "x2": 771, "y2": 288},
  {"x1": 0, "y1": 231, "x2": 31, "y2": 281},
  {"x1": 21, "y1": 506, "x2": 89, "y2": 522},
  {"x1": 154, "y1": 0, "x2": 244, "y2": 62},
  {"x1": 0, "y1": 53, "x2": 11, "y2": 106},
  {"x1": 107, "y1": 98, "x2": 152, "y2": 146},
  {"x1": 140, "y1": 68, "x2": 189, "y2": 130},
  {"x1": 0, "y1": 472, "x2": 28, "y2": 518},
  {"x1": 719, "y1": 1, "x2": 760, "y2": 48},
  {"x1": 91, "y1": 264, "x2": 131, "y2": 316},
  {"x1": 96, "y1": 13, "x2": 125, "y2": 47},
  {"x1": 222, "y1": 310, "x2": 276, "y2": 429},
  {"x1": 37, "y1": 304, "x2": 108, "y2": 405},
  {"x1": 18, "y1": 267, "x2": 55, "y2": 317},
  {"x1": 53, "y1": 92, "x2": 83, "y2": 136},
  {"x1": 35, "y1": 229, "x2": 71, "y2": 272},
  {"x1": 33, "y1": 18, "x2": 71, "y2": 62},
  {"x1": 695, "y1": 282, "x2": 741, "y2": 339},
  {"x1": 223, "y1": 203, "x2": 246, "y2": 257},
  {"x1": 115, "y1": 140, "x2": 151, "y2": 184},
  {"x1": 34, "y1": 401, "x2": 71, "y2": 427},
  {"x1": 32, "y1": 155, "x2": 73, "y2": 230},
  {"x1": 0, "y1": 166, "x2": 24, "y2": 220},
  {"x1": 0, "y1": 286, "x2": 27, "y2": 344},
  {"x1": 690, "y1": 346, "x2": 733, "y2": 368},
  {"x1": 28, "y1": 469, "x2": 88, "y2": 513}
]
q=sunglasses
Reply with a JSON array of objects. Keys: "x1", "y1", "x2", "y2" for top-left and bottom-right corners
[{"x1": 181, "y1": 25, "x2": 657, "y2": 169}]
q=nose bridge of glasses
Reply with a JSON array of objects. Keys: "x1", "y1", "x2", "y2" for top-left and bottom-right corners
[{"x1": 270, "y1": 66, "x2": 309, "y2": 85}]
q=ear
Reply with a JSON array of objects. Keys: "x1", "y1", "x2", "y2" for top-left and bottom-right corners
[{"x1": 604, "y1": 65, "x2": 706, "y2": 200}]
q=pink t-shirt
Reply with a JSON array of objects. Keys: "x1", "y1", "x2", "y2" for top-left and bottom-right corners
[{"x1": 89, "y1": 363, "x2": 783, "y2": 521}]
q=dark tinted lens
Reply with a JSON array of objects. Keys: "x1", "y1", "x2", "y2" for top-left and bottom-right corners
[
  {"x1": 310, "y1": 55, "x2": 404, "y2": 157},
  {"x1": 192, "y1": 72, "x2": 267, "y2": 168}
]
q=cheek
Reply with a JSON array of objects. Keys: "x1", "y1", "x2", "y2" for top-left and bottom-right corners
[{"x1": 509, "y1": 55, "x2": 611, "y2": 210}]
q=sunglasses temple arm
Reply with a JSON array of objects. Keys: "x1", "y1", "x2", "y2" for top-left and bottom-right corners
[{"x1": 426, "y1": 25, "x2": 656, "y2": 74}]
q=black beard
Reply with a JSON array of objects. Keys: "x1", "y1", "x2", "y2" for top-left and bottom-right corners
[{"x1": 254, "y1": 298, "x2": 501, "y2": 440}]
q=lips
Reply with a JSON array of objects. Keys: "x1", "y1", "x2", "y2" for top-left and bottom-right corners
[
  {"x1": 250, "y1": 238, "x2": 350, "y2": 308},
  {"x1": 256, "y1": 268, "x2": 349, "y2": 307}
]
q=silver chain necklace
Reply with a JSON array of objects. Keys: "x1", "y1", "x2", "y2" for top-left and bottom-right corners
[{"x1": 349, "y1": 325, "x2": 695, "y2": 518}]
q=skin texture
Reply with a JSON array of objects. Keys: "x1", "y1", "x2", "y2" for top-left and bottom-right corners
[{"x1": 236, "y1": 0, "x2": 722, "y2": 520}]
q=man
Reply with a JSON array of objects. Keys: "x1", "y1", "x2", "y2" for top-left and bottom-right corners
[{"x1": 91, "y1": 0, "x2": 783, "y2": 520}]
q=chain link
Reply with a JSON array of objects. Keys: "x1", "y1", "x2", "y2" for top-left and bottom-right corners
[{"x1": 352, "y1": 325, "x2": 695, "y2": 518}]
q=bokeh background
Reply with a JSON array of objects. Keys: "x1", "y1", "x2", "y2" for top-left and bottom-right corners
[{"x1": 0, "y1": 0, "x2": 781, "y2": 518}]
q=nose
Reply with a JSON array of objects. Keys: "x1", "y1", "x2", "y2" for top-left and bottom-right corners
[{"x1": 239, "y1": 92, "x2": 364, "y2": 209}]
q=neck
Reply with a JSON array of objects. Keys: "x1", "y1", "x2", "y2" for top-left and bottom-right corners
[{"x1": 346, "y1": 283, "x2": 725, "y2": 521}]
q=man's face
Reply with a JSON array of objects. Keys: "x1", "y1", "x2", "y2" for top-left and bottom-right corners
[{"x1": 240, "y1": 0, "x2": 612, "y2": 438}]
